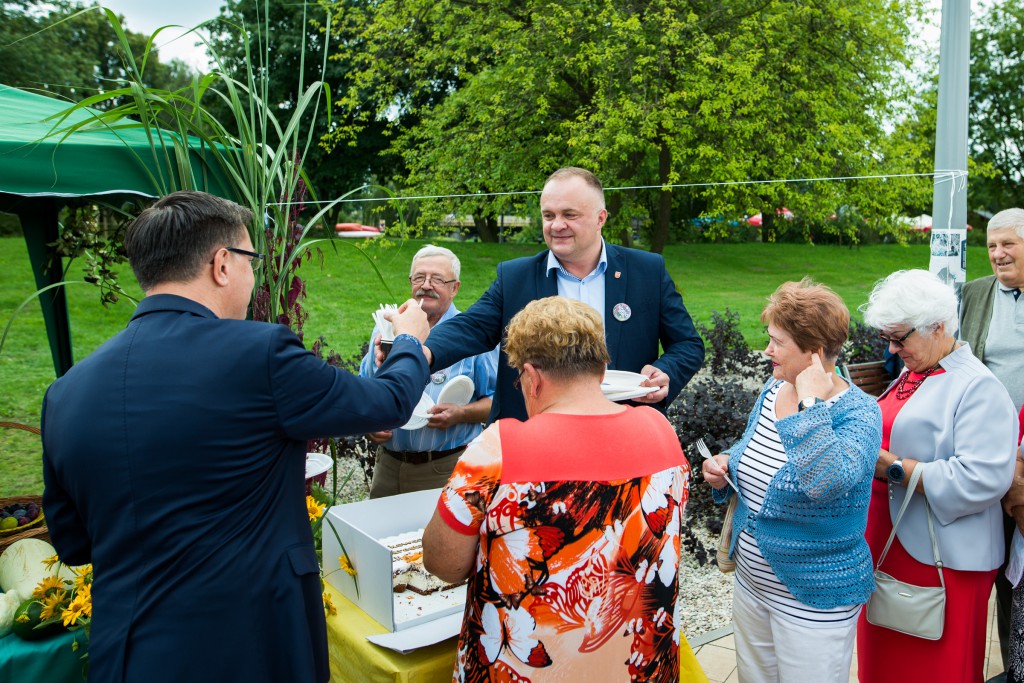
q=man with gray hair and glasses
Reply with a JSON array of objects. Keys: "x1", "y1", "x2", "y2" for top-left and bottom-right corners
[
  {"x1": 959, "y1": 208, "x2": 1024, "y2": 683},
  {"x1": 360, "y1": 244, "x2": 497, "y2": 498}
]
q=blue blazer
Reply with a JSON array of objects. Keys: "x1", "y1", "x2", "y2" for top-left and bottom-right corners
[
  {"x1": 41, "y1": 294, "x2": 429, "y2": 683},
  {"x1": 426, "y1": 245, "x2": 705, "y2": 422}
]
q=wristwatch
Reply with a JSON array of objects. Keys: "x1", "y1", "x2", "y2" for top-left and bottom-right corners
[
  {"x1": 886, "y1": 458, "x2": 906, "y2": 485},
  {"x1": 798, "y1": 397, "x2": 821, "y2": 412}
]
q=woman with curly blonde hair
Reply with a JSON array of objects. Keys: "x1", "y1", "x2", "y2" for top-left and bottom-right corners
[{"x1": 423, "y1": 296, "x2": 692, "y2": 681}]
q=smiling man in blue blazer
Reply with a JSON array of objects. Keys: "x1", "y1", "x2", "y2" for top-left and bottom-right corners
[
  {"x1": 424, "y1": 167, "x2": 705, "y2": 422},
  {"x1": 41, "y1": 192, "x2": 431, "y2": 683}
]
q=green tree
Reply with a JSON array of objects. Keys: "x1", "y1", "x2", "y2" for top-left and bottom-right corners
[
  {"x1": 0, "y1": 1, "x2": 192, "y2": 103},
  {"x1": 331, "y1": 0, "x2": 930, "y2": 248},
  {"x1": 969, "y1": 0, "x2": 1024, "y2": 213}
]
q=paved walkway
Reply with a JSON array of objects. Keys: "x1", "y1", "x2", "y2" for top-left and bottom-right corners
[{"x1": 690, "y1": 587, "x2": 1004, "y2": 682}]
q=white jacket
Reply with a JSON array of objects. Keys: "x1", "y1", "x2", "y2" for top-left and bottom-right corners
[{"x1": 885, "y1": 343, "x2": 1017, "y2": 571}]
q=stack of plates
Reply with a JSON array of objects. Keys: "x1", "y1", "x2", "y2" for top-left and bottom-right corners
[
  {"x1": 401, "y1": 376, "x2": 476, "y2": 430},
  {"x1": 601, "y1": 370, "x2": 660, "y2": 402}
]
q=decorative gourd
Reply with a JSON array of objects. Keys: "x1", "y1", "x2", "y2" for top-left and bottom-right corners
[
  {"x1": 0, "y1": 538, "x2": 58, "y2": 601},
  {"x1": 0, "y1": 589, "x2": 20, "y2": 636},
  {"x1": 11, "y1": 598, "x2": 64, "y2": 640}
]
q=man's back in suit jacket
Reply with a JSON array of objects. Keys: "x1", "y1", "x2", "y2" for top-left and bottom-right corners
[{"x1": 42, "y1": 295, "x2": 429, "y2": 683}]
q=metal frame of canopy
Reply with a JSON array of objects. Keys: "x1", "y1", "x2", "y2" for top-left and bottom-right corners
[{"x1": 0, "y1": 84, "x2": 235, "y2": 377}]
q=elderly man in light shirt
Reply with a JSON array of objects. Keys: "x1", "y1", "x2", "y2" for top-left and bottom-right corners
[
  {"x1": 960, "y1": 208, "x2": 1024, "y2": 682},
  {"x1": 359, "y1": 245, "x2": 497, "y2": 498}
]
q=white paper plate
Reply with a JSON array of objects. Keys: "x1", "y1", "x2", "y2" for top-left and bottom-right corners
[
  {"x1": 305, "y1": 452, "x2": 333, "y2": 479},
  {"x1": 437, "y1": 375, "x2": 474, "y2": 406},
  {"x1": 604, "y1": 386, "x2": 660, "y2": 402},
  {"x1": 402, "y1": 393, "x2": 434, "y2": 430},
  {"x1": 601, "y1": 370, "x2": 659, "y2": 402}
]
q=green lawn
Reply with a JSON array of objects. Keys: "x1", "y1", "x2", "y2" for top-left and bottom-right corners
[{"x1": 0, "y1": 236, "x2": 993, "y2": 496}]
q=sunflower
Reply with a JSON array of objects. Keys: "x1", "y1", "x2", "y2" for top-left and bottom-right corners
[
  {"x1": 322, "y1": 591, "x2": 337, "y2": 616},
  {"x1": 39, "y1": 589, "x2": 69, "y2": 621},
  {"x1": 338, "y1": 554, "x2": 357, "y2": 577},
  {"x1": 32, "y1": 575, "x2": 67, "y2": 600},
  {"x1": 61, "y1": 592, "x2": 89, "y2": 628},
  {"x1": 306, "y1": 496, "x2": 325, "y2": 522}
]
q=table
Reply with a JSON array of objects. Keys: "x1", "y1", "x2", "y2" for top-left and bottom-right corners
[
  {"x1": 325, "y1": 584, "x2": 457, "y2": 683},
  {"x1": 0, "y1": 629, "x2": 83, "y2": 682},
  {"x1": 324, "y1": 584, "x2": 709, "y2": 682}
]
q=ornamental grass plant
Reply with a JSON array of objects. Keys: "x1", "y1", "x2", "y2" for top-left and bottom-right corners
[{"x1": 43, "y1": 3, "x2": 378, "y2": 333}]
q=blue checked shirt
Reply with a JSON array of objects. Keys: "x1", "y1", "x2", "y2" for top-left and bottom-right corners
[{"x1": 359, "y1": 303, "x2": 498, "y2": 452}]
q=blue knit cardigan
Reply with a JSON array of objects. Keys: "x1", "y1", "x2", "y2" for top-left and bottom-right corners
[{"x1": 712, "y1": 379, "x2": 883, "y2": 609}]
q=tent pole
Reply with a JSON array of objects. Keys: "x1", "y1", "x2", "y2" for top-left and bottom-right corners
[{"x1": 16, "y1": 198, "x2": 74, "y2": 377}]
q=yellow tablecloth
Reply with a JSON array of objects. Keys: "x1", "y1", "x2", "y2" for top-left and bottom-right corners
[
  {"x1": 324, "y1": 584, "x2": 708, "y2": 682},
  {"x1": 325, "y1": 584, "x2": 457, "y2": 683}
]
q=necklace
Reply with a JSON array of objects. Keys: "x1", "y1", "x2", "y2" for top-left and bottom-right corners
[
  {"x1": 895, "y1": 365, "x2": 937, "y2": 400},
  {"x1": 895, "y1": 340, "x2": 956, "y2": 400}
]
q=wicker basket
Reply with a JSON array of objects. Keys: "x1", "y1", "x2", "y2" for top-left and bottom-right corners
[
  {"x1": 0, "y1": 495, "x2": 49, "y2": 553},
  {"x1": 0, "y1": 422, "x2": 49, "y2": 553}
]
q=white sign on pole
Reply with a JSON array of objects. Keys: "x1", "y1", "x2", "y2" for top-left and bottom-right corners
[{"x1": 928, "y1": 228, "x2": 967, "y2": 285}]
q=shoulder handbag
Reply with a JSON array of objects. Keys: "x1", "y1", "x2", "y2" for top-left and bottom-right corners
[{"x1": 865, "y1": 466, "x2": 946, "y2": 640}]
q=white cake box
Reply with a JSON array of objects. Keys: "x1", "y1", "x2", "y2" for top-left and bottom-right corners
[{"x1": 322, "y1": 488, "x2": 467, "y2": 633}]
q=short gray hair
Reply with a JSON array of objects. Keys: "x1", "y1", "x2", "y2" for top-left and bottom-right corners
[
  {"x1": 410, "y1": 244, "x2": 460, "y2": 280},
  {"x1": 860, "y1": 269, "x2": 958, "y2": 337},
  {"x1": 987, "y1": 208, "x2": 1024, "y2": 240}
]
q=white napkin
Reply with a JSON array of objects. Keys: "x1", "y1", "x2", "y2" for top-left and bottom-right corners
[{"x1": 371, "y1": 304, "x2": 399, "y2": 341}]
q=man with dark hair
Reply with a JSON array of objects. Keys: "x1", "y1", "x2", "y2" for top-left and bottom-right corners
[
  {"x1": 42, "y1": 191, "x2": 431, "y2": 683},
  {"x1": 423, "y1": 166, "x2": 705, "y2": 422}
]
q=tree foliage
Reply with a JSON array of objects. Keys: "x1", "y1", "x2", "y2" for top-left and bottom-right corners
[
  {"x1": 969, "y1": 0, "x2": 1024, "y2": 213},
  {"x1": 331, "y1": 0, "x2": 932, "y2": 247},
  {"x1": 0, "y1": 0, "x2": 192, "y2": 104},
  {"x1": 206, "y1": 0, "x2": 397, "y2": 206}
]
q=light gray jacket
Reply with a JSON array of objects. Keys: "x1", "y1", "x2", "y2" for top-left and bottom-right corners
[{"x1": 885, "y1": 343, "x2": 1017, "y2": 571}]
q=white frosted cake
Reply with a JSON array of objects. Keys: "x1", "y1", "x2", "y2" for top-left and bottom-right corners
[{"x1": 380, "y1": 528, "x2": 462, "y2": 595}]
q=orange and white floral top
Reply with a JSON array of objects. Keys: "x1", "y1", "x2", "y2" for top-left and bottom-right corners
[{"x1": 437, "y1": 406, "x2": 690, "y2": 682}]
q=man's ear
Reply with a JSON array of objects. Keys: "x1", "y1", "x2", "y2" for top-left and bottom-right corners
[{"x1": 209, "y1": 248, "x2": 231, "y2": 287}]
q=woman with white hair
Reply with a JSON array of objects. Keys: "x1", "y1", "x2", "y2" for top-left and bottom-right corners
[{"x1": 857, "y1": 269, "x2": 1018, "y2": 682}]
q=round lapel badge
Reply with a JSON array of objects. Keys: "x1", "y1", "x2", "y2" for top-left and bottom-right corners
[
  {"x1": 431, "y1": 370, "x2": 448, "y2": 385},
  {"x1": 612, "y1": 303, "x2": 631, "y2": 322}
]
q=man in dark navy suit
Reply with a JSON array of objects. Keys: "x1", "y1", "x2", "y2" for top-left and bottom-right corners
[
  {"x1": 424, "y1": 167, "x2": 705, "y2": 422},
  {"x1": 41, "y1": 191, "x2": 431, "y2": 683}
]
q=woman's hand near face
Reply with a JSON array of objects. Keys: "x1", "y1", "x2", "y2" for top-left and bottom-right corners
[
  {"x1": 794, "y1": 352, "x2": 833, "y2": 400},
  {"x1": 702, "y1": 453, "x2": 732, "y2": 490}
]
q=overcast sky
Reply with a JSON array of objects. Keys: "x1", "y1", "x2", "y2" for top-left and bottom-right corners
[{"x1": 99, "y1": 0, "x2": 222, "y2": 69}]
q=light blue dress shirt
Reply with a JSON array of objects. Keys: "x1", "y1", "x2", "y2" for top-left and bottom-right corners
[
  {"x1": 545, "y1": 240, "x2": 608, "y2": 328},
  {"x1": 359, "y1": 303, "x2": 498, "y2": 452}
]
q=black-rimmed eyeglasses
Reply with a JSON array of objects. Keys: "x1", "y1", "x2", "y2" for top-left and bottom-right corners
[
  {"x1": 210, "y1": 247, "x2": 265, "y2": 271},
  {"x1": 409, "y1": 274, "x2": 456, "y2": 288},
  {"x1": 879, "y1": 328, "x2": 915, "y2": 349}
]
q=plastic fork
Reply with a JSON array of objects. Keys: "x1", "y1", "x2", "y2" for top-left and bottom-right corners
[{"x1": 695, "y1": 437, "x2": 740, "y2": 494}]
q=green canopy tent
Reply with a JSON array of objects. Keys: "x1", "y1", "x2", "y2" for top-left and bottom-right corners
[{"x1": 0, "y1": 84, "x2": 235, "y2": 377}]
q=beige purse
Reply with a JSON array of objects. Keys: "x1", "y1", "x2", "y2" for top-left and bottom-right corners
[
  {"x1": 716, "y1": 496, "x2": 737, "y2": 574},
  {"x1": 865, "y1": 466, "x2": 946, "y2": 640}
]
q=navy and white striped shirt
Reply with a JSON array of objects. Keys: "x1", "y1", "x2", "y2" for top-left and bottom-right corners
[{"x1": 734, "y1": 382, "x2": 861, "y2": 627}]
